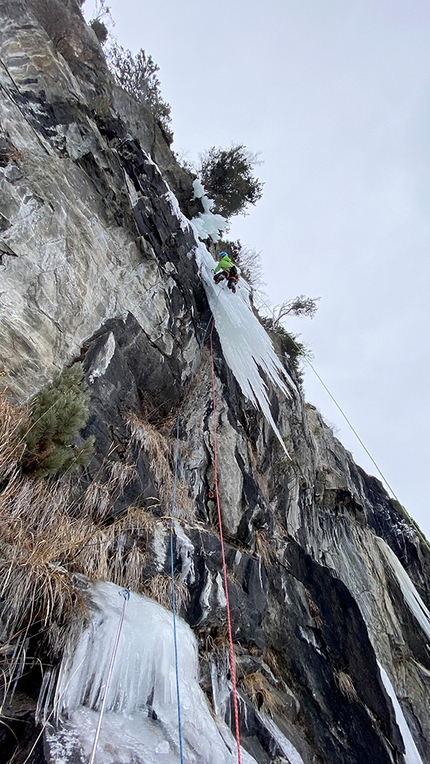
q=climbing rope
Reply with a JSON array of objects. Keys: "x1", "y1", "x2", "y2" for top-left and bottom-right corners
[
  {"x1": 169, "y1": 308, "x2": 217, "y2": 763},
  {"x1": 209, "y1": 318, "x2": 242, "y2": 764},
  {"x1": 89, "y1": 588, "x2": 130, "y2": 764},
  {"x1": 170, "y1": 427, "x2": 185, "y2": 764},
  {"x1": 255, "y1": 293, "x2": 430, "y2": 550}
]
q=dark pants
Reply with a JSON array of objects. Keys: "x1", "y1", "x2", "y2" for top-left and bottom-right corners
[{"x1": 214, "y1": 266, "x2": 238, "y2": 290}]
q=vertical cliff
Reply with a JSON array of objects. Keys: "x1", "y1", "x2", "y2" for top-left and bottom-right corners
[{"x1": 1, "y1": 3, "x2": 429, "y2": 763}]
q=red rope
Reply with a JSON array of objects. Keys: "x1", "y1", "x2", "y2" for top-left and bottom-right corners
[{"x1": 209, "y1": 319, "x2": 242, "y2": 764}]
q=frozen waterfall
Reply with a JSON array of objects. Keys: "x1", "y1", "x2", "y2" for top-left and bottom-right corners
[
  {"x1": 44, "y1": 582, "x2": 257, "y2": 764},
  {"x1": 195, "y1": 240, "x2": 295, "y2": 457},
  {"x1": 165, "y1": 183, "x2": 297, "y2": 458}
]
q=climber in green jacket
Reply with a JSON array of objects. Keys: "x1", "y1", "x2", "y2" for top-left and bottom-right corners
[{"x1": 213, "y1": 252, "x2": 240, "y2": 294}]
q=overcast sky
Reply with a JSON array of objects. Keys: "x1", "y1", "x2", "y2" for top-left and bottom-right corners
[{"x1": 85, "y1": 0, "x2": 430, "y2": 540}]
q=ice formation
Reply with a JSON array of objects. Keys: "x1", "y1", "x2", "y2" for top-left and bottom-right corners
[
  {"x1": 195, "y1": 241, "x2": 295, "y2": 456},
  {"x1": 377, "y1": 538, "x2": 430, "y2": 641},
  {"x1": 191, "y1": 179, "x2": 229, "y2": 241},
  {"x1": 88, "y1": 332, "x2": 116, "y2": 384},
  {"x1": 257, "y1": 713, "x2": 305, "y2": 764},
  {"x1": 45, "y1": 582, "x2": 257, "y2": 764},
  {"x1": 173, "y1": 520, "x2": 195, "y2": 584},
  {"x1": 378, "y1": 664, "x2": 423, "y2": 764},
  {"x1": 164, "y1": 169, "x2": 296, "y2": 458}
]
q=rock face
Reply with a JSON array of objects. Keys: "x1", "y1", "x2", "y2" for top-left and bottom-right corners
[{"x1": 1, "y1": 3, "x2": 430, "y2": 764}]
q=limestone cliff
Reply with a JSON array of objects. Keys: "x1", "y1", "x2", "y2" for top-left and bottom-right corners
[{"x1": 1, "y1": 3, "x2": 430, "y2": 763}]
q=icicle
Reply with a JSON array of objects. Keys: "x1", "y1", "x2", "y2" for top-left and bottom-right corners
[
  {"x1": 210, "y1": 652, "x2": 230, "y2": 721},
  {"x1": 195, "y1": 242, "x2": 295, "y2": 457},
  {"x1": 45, "y1": 582, "x2": 258, "y2": 764}
]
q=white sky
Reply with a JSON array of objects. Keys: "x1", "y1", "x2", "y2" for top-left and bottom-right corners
[{"x1": 84, "y1": 0, "x2": 430, "y2": 540}]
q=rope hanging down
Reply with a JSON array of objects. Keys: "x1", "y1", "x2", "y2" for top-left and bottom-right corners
[
  {"x1": 169, "y1": 311, "x2": 215, "y2": 764},
  {"x1": 89, "y1": 588, "x2": 130, "y2": 764},
  {"x1": 209, "y1": 318, "x2": 242, "y2": 764}
]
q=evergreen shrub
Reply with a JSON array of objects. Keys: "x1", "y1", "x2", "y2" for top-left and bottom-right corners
[
  {"x1": 199, "y1": 145, "x2": 264, "y2": 218},
  {"x1": 21, "y1": 365, "x2": 94, "y2": 478}
]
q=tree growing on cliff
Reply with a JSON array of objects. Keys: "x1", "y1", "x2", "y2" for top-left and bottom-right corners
[
  {"x1": 88, "y1": 0, "x2": 112, "y2": 45},
  {"x1": 199, "y1": 145, "x2": 264, "y2": 218},
  {"x1": 270, "y1": 295, "x2": 320, "y2": 328},
  {"x1": 21, "y1": 365, "x2": 94, "y2": 478},
  {"x1": 107, "y1": 44, "x2": 173, "y2": 141}
]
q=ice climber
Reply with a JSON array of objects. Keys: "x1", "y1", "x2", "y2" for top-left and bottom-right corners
[{"x1": 213, "y1": 252, "x2": 240, "y2": 294}]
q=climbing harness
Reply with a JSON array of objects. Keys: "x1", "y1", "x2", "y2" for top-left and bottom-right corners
[
  {"x1": 89, "y1": 588, "x2": 130, "y2": 764},
  {"x1": 209, "y1": 318, "x2": 242, "y2": 764}
]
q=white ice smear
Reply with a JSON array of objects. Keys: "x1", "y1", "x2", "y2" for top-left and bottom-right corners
[
  {"x1": 173, "y1": 520, "x2": 195, "y2": 584},
  {"x1": 194, "y1": 241, "x2": 295, "y2": 457},
  {"x1": 257, "y1": 713, "x2": 305, "y2": 764},
  {"x1": 376, "y1": 538, "x2": 430, "y2": 641},
  {"x1": 191, "y1": 179, "x2": 229, "y2": 242},
  {"x1": 378, "y1": 663, "x2": 424, "y2": 764},
  {"x1": 46, "y1": 582, "x2": 257, "y2": 764},
  {"x1": 88, "y1": 331, "x2": 116, "y2": 384},
  {"x1": 147, "y1": 171, "x2": 295, "y2": 457}
]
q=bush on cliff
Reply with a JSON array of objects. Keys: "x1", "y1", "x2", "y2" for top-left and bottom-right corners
[
  {"x1": 107, "y1": 43, "x2": 173, "y2": 141},
  {"x1": 90, "y1": 18, "x2": 109, "y2": 44},
  {"x1": 199, "y1": 145, "x2": 264, "y2": 218},
  {"x1": 21, "y1": 365, "x2": 94, "y2": 478}
]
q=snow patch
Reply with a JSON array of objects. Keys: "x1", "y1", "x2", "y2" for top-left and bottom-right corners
[
  {"x1": 376, "y1": 538, "x2": 430, "y2": 641},
  {"x1": 88, "y1": 331, "x2": 116, "y2": 384},
  {"x1": 378, "y1": 663, "x2": 423, "y2": 764},
  {"x1": 165, "y1": 190, "x2": 190, "y2": 232},
  {"x1": 191, "y1": 179, "x2": 228, "y2": 241}
]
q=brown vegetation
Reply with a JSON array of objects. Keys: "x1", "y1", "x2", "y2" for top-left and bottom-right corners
[{"x1": 0, "y1": 395, "x2": 185, "y2": 712}]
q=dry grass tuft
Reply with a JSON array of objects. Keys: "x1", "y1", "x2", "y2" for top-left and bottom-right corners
[
  {"x1": 127, "y1": 414, "x2": 196, "y2": 522},
  {"x1": 0, "y1": 393, "x2": 27, "y2": 482},
  {"x1": 335, "y1": 670, "x2": 360, "y2": 703},
  {"x1": 304, "y1": 588, "x2": 323, "y2": 630},
  {"x1": 81, "y1": 460, "x2": 138, "y2": 521},
  {"x1": 254, "y1": 529, "x2": 275, "y2": 570},
  {"x1": 71, "y1": 506, "x2": 157, "y2": 592},
  {"x1": 241, "y1": 671, "x2": 278, "y2": 715},
  {"x1": 142, "y1": 573, "x2": 190, "y2": 612},
  {"x1": 0, "y1": 472, "x2": 89, "y2": 712},
  {"x1": 262, "y1": 647, "x2": 280, "y2": 676}
]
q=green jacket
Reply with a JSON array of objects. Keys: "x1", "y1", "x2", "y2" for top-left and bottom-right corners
[{"x1": 214, "y1": 255, "x2": 234, "y2": 274}]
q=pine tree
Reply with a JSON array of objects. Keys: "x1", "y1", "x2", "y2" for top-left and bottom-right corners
[
  {"x1": 199, "y1": 145, "x2": 264, "y2": 218},
  {"x1": 21, "y1": 365, "x2": 94, "y2": 478}
]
